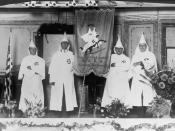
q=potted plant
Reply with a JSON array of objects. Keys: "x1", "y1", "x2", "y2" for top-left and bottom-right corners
[
  {"x1": 147, "y1": 95, "x2": 171, "y2": 118},
  {"x1": 147, "y1": 65, "x2": 175, "y2": 117}
]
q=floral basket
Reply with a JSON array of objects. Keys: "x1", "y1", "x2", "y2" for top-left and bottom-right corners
[
  {"x1": 149, "y1": 66, "x2": 175, "y2": 102},
  {"x1": 147, "y1": 96, "x2": 172, "y2": 118}
]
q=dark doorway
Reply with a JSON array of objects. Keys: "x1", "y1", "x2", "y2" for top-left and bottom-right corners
[{"x1": 85, "y1": 73, "x2": 106, "y2": 105}]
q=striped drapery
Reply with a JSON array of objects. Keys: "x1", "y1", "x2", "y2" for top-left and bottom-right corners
[{"x1": 4, "y1": 30, "x2": 13, "y2": 102}]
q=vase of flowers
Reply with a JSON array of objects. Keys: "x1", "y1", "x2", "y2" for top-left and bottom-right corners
[
  {"x1": 147, "y1": 96, "x2": 172, "y2": 118},
  {"x1": 148, "y1": 65, "x2": 175, "y2": 117}
]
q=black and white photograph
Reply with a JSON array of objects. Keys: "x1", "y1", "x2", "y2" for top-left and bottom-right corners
[{"x1": 1, "y1": 0, "x2": 175, "y2": 130}]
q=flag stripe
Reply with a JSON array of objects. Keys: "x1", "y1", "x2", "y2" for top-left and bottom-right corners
[{"x1": 4, "y1": 32, "x2": 13, "y2": 102}]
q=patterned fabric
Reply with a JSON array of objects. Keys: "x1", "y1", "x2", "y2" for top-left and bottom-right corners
[
  {"x1": 4, "y1": 31, "x2": 13, "y2": 102},
  {"x1": 73, "y1": 9, "x2": 114, "y2": 76}
]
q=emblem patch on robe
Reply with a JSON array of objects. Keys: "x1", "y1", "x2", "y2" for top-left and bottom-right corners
[
  {"x1": 67, "y1": 59, "x2": 71, "y2": 64},
  {"x1": 122, "y1": 60, "x2": 126, "y2": 63}
]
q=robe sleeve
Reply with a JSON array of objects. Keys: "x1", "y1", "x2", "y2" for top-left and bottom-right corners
[
  {"x1": 33, "y1": 58, "x2": 45, "y2": 80},
  {"x1": 128, "y1": 55, "x2": 136, "y2": 79},
  {"x1": 110, "y1": 55, "x2": 115, "y2": 66},
  {"x1": 49, "y1": 54, "x2": 57, "y2": 83},
  {"x1": 41, "y1": 60, "x2": 46, "y2": 80},
  {"x1": 153, "y1": 54, "x2": 158, "y2": 72},
  {"x1": 70, "y1": 52, "x2": 74, "y2": 72},
  {"x1": 124, "y1": 57, "x2": 131, "y2": 72},
  {"x1": 18, "y1": 57, "x2": 36, "y2": 79},
  {"x1": 102, "y1": 55, "x2": 114, "y2": 78},
  {"x1": 18, "y1": 58, "x2": 25, "y2": 80}
]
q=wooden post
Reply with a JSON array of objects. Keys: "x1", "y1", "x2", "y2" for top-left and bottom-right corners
[{"x1": 78, "y1": 75, "x2": 88, "y2": 117}]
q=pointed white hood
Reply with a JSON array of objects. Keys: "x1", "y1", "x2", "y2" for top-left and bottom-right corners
[
  {"x1": 115, "y1": 35, "x2": 124, "y2": 48},
  {"x1": 139, "y1": 32, "x2": 147, "y2": 45},
  {"x1": 29, "y1": 39, "x2": 36, "y2": 48},
  {"x1": 114, "y1": 35, "x2": 124, "y2": 54},
  {"x1": 61, "y1": 32, "x2": 68, "y2": 42}
]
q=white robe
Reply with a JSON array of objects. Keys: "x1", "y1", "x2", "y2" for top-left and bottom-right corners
[
  {"x1": 49, "y1": 50, "x2": 77, "y2": 111},
  {"x1": 102, "y1": 54, "x2": 131, "y2": 107},
  {"x1": 129, "y1": 51, "x2": 157, "y2": 106},
  {"x1": 18, "y1": 55, "x2": 45, "y2": 112}
]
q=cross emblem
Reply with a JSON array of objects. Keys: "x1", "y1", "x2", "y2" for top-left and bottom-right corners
[
  {"x1": 67, "y1": 59, "x2": 71, "y2": 64},
  {"x1": 122, "y1": 60, "x2": 126, "y2": 63}
]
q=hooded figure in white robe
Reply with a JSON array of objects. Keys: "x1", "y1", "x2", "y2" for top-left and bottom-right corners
[
  {"x1": 18, "y1": 40, "x2": 45, "y2": 112},
  {"x1": 49, "y1": 32, "x2": 77, "y2": 111},
  {"x1": 129, "y1": 33, "x2": 157, "y2": 107},
  {"x1": 102, "y1": 36, "x2": 131, "y2": 107}
]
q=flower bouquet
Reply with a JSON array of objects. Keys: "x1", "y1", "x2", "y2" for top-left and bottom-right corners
[
  {"x1": 88, "y1": 97, "x2": 104, "y2": 118},
  {"x1": 145, "y1": 65, "x2": 175, "y2": 117},
  {"x1": 24, "y1": 98, "x2": 46, "y2": 118},
  {"x1": 103, "y1": 99, "x2": 130, "y2": 118},
  {"x1": 149, "y1": 65, "x2": 175, "y2": 102}
]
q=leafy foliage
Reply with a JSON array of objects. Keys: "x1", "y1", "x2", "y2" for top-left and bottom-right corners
[
  {"x1": 103, "y1": 99, "x2": 130, "y2": 118},
  {"x1": 24, "y1": 98, "x2": 45, "y2": 118}
]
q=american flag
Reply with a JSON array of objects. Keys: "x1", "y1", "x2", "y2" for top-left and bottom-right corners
[{"x1": 4, "y1": 31, "x2": 13, "y2": 103}]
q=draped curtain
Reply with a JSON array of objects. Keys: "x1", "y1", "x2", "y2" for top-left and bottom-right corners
[{"x1": 73, "y1": 9, "x2": 114, "y2": 76}]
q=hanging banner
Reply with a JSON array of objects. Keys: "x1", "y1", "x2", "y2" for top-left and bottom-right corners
[{"x1": 73, "y1": 9, "x2": 114, "y2": 76}]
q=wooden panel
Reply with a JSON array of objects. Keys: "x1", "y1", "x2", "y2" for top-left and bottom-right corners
[
  {"x1": 0, "y1": 27, "x2": 11, "y2": 72},
  {"x1": 128, "y1": 24, "x2": 154, "y2": 58}
]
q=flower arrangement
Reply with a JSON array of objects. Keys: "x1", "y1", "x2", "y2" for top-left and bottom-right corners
[
  {"x1": 0, "y1": 100, "x2": 17, "y2": 118},
  {"x1": 148, "y1": 65, "x2": 175, "y2": 102},
  {"x1": 24, "y1": 98, "x2": 46, "y2": 118},
  {"x1": 88, "y1": 97, "x2": 104, "y2": 118},
  {"x1": 103, "y1": 99, "x2": 130, "y2": 118},
  {"x1": 147, "y1": 96, "x2": 172, "y2": 118},
  {"x1": 89, "y1": 98, "x2": 129, "y2": 118}
]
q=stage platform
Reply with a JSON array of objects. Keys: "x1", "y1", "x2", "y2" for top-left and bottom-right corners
[{"x1": 0, "y1": 118, "x2": 175, "y2": 131}]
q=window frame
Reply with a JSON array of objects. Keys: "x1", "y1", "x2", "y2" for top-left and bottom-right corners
[{"x1": 162, "y1": 23, "x2": 175, "y2": 67}]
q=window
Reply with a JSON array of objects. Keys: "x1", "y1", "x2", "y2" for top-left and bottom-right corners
[{"x1": 162, "y1": 24, "x2": 175, "y2": 69}]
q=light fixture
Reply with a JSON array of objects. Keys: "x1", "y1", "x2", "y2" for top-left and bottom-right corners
[
  {"x1": 23, "y1": 0, "x2": 98, "y2": 8},
  {"x1": 92, "y1": 0, "x2": 97, "y2": 6},
  {"x1": 85, "y1": 0, "x2": 97, "y2": 7},
  {"x1": 45, "y1": 1, "x2": 50, "y2": 7},
  {"x1": 71, "y1": 0, "x2": 77, "y2": 6},
  {"x1": 31, "y1": 1, "x2": 36, "y2": 7},
  {"x1": 24, "y1": 2, "x2": 30, "y2": 7},
  {"x1": 85, "y1": 0, "x2": 90, "y2": 6},
  {"x1": 65, "y1": 1, "x2": 70, "y2": 6},
  {"x1": 51, "y1": 1, "x2": 57, "y2": 7}
]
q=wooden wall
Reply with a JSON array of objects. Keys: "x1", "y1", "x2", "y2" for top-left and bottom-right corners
[{"x1": 114, "y1": 8, "x2": 175, "y2": 69}]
